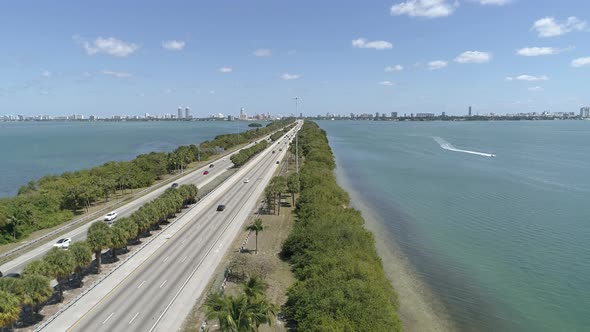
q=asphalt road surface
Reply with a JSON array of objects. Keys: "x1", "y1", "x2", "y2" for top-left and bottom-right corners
[
  {"x1": 0, "y1": 135, "x2": 273, "y2": 275},
  {"x1": 66, "y1": 124, "x2": 300, "y2": 332}
]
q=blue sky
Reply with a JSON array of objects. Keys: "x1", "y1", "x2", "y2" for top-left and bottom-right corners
[{"x1": 1, "y1": 0, "x2": 589, "y2": 117}]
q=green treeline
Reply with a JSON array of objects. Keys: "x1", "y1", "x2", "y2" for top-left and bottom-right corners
[
  {"x1": 0, "y1": 184, "x2": 198, "y2": 328},
  {"x1": 231, "y1": 141, "x2": 269, "y2": 167},
  {"x1": 200, "y1": 119, "x2": 294, "y2": 151},
  {"x1": 281, "y1": 121, "x2": 402, "y2": 332},
  {"x1": 0, "y1": 119, "x2": 294, "y2": 245}
]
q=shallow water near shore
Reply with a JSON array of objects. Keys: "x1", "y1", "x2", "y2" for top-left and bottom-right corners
[{"x1": 319, "y1": 120, "x2": 590, "y2": 332}]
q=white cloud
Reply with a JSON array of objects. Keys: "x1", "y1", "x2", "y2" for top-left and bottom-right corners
[
  {"x1": 41, "y1": 70, "x2": 51, "y2": 78},
  {"x1": 77, "y1": 36, "x2": 139, "y2": 57},
  {"x1": 219, "y1": 67, "x2": 233, "y2": 73},
  {"x1": 571, "y1": 57, "x2": 590, "y2": 67},
  {"x1": 352, "y1": 38, "x2": 393, "y2": 50},
  {"x1": 454, "y1": 51, "x2": 492, "y2": 63},
  {"x1": 390, "y1": 0, "x2": 456, "y2": 18},
  {"x1": 428, "y1": 60, "x2": 448, "y2": 70},
  {"x1": 528, "y1": 86, "x2": 543, "y2": 91},
  {"x1": 101, "y1": 70, "x2": 133, "y2": 78},
  {"x1": 385, "y1": 65, "x2": 404, "y2": 72},
  {"x1": 516, "y1": 47, "x2": 559, "y2": 56},
  {"x1": 162, "y1": 40, "x2": 186, "y2": 51},
  {"x1": 280, "y1": 73, "x2": 300, "y2": 80},
  {"x1": 532, "y1": 17, "x2": 587, "y2": 37},
  {"x1": 479, "y1": 0, "x2": 511, "y2": 5},
  {"x1": 516, "y1": 74, "x2": 549, "y2": 81},
  {"x1": 253, "y1": 48, "x2": 272, "y2": 57},
  {"x1": 505, "y1": 76, "x2": 513, "y2": 81},
  {"x1": 379, "y1": 81, "x2": 394, "y2": 86}
]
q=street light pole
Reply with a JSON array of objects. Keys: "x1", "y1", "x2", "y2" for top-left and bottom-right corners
[{"x1": 294, "y1": 97, "x2": 300, "y2": 174}]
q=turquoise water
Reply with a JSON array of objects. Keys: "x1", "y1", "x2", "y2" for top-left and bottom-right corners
[
  {"x1": 318, "y1": 120, "x2": 590, "y2": 332},
  {"x1": 0, "y1": 121, "x2": 252, "y2": 197}
]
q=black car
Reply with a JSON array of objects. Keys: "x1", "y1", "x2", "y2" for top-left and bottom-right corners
[
  {"x1": 171, "y1": 183, "x2": 179, "y2": 188},
  {"x1": 2, "y1": 272, "x2": 20, "y2": 278},
  {"x1": 276, "y1": 161, "x2": 280, "y2": 164},
  {"x1": 217, "y1": 204, "x2": 226, "y2": 211},
  {"x1": 209, "y1": 164, "x2": 215, "y2": 168},
  {"x1": 272, "y1": 151, "x2": 275, "y2": 154}
]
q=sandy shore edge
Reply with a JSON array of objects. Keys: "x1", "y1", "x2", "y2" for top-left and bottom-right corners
[{"x1": 334, "y1": 166, "x2": 457, "y2": 332}]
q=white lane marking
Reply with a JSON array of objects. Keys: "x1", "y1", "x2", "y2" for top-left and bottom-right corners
[
  {"x1": 129, "y1": 312, "x2": 139, "y2": 325},
  {"x1": 160, "y1": 279, "x2": 168, "y2": 288},
  {"x1": 181, "y1": 239, "x2": 186, "y2": 244},
  {"x1": 163, "y1": 256, "x2": 169, "y2": 263},
  {"x1": 102, "y1": 313, "x2": 114, "y2": 325},
  {"x1": 181, "y1": 256, "x2": 188, "y2": 263},
  {"x1": 137, "y1": 280, "x2": 146, "y2": 289}
]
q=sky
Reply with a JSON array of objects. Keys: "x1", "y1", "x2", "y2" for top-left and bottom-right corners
[{"x1": 0, "y1": 0, "x2": 589, "y2": 117}]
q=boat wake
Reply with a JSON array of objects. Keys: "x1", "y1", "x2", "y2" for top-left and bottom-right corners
[{"x1": 432, "y1": 137, "x2": 496, "y2": 158}]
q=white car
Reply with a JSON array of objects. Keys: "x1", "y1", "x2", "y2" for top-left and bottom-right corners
[
  {"x1": 54, "y1": 238, "x2": 71, "y2": 249},
  {"x1": 244, "y1": 178, "x2": 250, "y2": 183},
  {"x1": 104, "y1": 211, "x2": 118, "y2": 222}
]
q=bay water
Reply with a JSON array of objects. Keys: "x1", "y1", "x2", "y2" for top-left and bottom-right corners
[
  {"x1": 2, "y1": 119, "x2": 589, "y2": 331},
  {"x1": 318, "y1": 120, "x2": 590, "y2": 332},
  {"x1": 0, "y1": 120, "x2": 252, "y2": 197}
]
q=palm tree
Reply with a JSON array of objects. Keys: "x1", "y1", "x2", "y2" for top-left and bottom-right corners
[
  {"x1": 242, "y1": 276, "x2": 267, "y2": 299},
  {"x1": 248, "y1": 295, "x2": 278, "y2": 331},
  {"x1": 86, "y1": 222, "x2": 112, "y2": 273},
  {"x1": 203, "y1": 292, "x2": 277, "y2": 332},
  {"x1": 110, "y1": 224, "x2": 128, "y2": 259},
  {"x1": 21, "y1": 274, "x2": 53, "y2": 318},
  {"x1": 245, "y1": 219, "x2": 265, "y2": 254},
  {"x1": 7, "y1": 214, "x2": 23, "y2": 240},
  {"x1": 117, "y1": 217, "x2": 138, "y2": 248},
  {"x1": 22, "y1": 260, "x2": 52, "y2": 279},
  {"x1": 287, "y1": 174, "x2": 300, "y2": 206},
  {"x1": 69, "y1": 241, "x2": 93, "y2": 282},
  {"x1": 0, "y1": 290, "x2": 21, "y2": 329},
  {"x1": 43, "y1": 247, "x2": 75, "y2": 302}
]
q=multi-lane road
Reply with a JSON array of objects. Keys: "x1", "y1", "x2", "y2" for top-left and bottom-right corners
[
  {"x1": 38, "y1": 121, "x2": 301, "y2": 331},
  {"x1": 0, "y1": 132, "x2": 274, "y2": 276}
]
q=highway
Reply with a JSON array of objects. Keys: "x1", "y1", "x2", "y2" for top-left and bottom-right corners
[
  {"x1": 54, "y1": 122, "x2": 301, "y2": 332},
  {"x1": 0, "y1": 133, "x2": 276, "y2": 275}
]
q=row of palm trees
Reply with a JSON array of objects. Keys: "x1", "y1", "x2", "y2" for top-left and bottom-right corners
[
  {"x1": 0, "y1": 184, "x2": 198, "y2": 329},
  {"x1": 264, "y1": 174, "x2": 300, "y2": 215}
]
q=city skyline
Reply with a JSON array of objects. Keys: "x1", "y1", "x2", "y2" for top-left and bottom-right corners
[{"x1": 1, "y1": 1, "x2": 589, "y2": 117}]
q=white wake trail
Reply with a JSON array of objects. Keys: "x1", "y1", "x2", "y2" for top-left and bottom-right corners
[{"x1": 433, "y1": 137, "x2": 496, "y2": 158}]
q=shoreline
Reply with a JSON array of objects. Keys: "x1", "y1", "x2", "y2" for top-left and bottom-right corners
[{"x1": 333, "y1": 165, "x2": 457, "y2": 332}]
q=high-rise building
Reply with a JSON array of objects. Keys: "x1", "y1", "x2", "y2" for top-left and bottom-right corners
[
  {"x1": 581, "y1": 106, "x2": 590, "y2": 118},
  {"x1": 468, "y1": 106, "x2": 472, "y2": 116},
  {"x1": 442, "y1": 112, "x2": 446, "y2": 117},
  {"x1": 350, "y1": 113, "x2": 355, "y2": 119},
  {"x1": 239, "y1": 107, "x2": 247, "y2": 120},
  {"x1": 391, "y1": 112, "x2": 397, "y2": 118},
  {"x1": 178, "y1": 107, "x2": 183, "y2": 119},
  {"x1": 375, "y1": 112, "x2": 380, "y2": 118},
  {"x1": 185, "y1": 107, "x2": 191, "y2": 119}
]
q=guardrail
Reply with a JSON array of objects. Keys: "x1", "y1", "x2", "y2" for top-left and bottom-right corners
[
  {"x1": 34, "y1": 165, "x2": 240, "y2": 331},
  {"x1": 34, "y1": 127, "x2": 295, "y2": 331},
  {"x1": 0, "y1": 168, "x2": 188, "y2": 262},
  {"x1": 0, "y1": 135, "x2": 269, "y2": 262}
]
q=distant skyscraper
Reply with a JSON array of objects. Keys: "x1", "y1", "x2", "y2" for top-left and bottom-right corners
[
  {"x1": 375, "y1": 112, "x2": 380, "y2": 118},
  {"x1": 580, "y1": 106, "x2": 590, "y2": 118},
  {"x1": 391, "y1": 112, "x2": 398, "y2": 118},
  {"x1": 442, "y1": 112, "x2": 446, "y2": 117},
  {"x1": 185, "y1": 107, "x2": 190, "y2": 119},
  {"x1": 300, "y1": 112, "x2": 303, "y2": 118},
  {"x1": 178, "y1": 107, "x2": 183, "y2": 119},
  {"x1": 468, "y1": 106, "x2": 472, "y2": 116}
]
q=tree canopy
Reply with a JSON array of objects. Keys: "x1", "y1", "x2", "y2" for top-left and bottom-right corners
[{"x1": 281, "y1": 121, "x2": 402, "y2": 332}]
